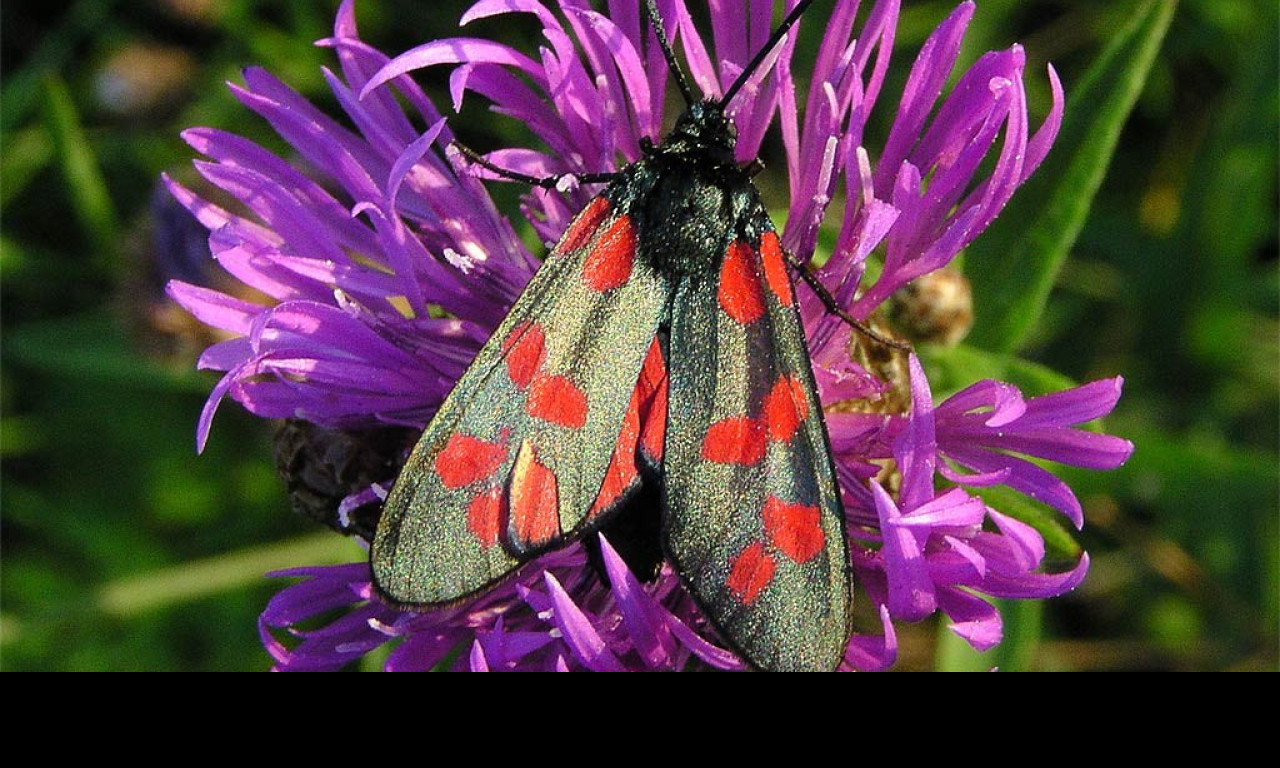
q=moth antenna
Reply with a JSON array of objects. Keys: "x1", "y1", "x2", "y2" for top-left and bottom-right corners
[
  {"x1": 450, "y1": 141, "x2": 616, "y2": 189},
  {"x1": 643, "y1": 0, "x2": 697, "y2": 107},
  {"x1": 719, "y1": 0, "x2": 819, "y2": 109}
]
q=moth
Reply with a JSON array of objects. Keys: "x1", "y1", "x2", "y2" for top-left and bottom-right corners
[{"x1": 372, "y1": 0, "x2": 875, "y2": 672}]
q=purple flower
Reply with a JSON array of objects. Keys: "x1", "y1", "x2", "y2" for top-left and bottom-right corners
[
  {"x1": 846, "y1": 356, "x2": 1106, "y2": 650},
  {"x1": 173, "y1": 0, "x2": 1130, "y2": 671}
]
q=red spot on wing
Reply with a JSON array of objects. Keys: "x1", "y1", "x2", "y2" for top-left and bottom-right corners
[
  {"x1": 701, "y1": 416, "x2": 765, "y2": 465},
  {"x1": 435, "y1": 433, "x2": 507, "y2": 489},
  {"x1": 527, "y1": 374, "x2": 589, "y2": 429},
  {"x1": 467, "y1": 487, "x2": 505, "y2": 548},
  {"x1": 582, "y1": 214, "x2": 636, "y2": 292},
  {"x1": 591, "y1": 386, "x2": 641, "y2": 518},
  {"x1": 727, "y1": 542, "x2": 776, "y2": 606},
  {"x1": 591, "y1": 337, "x2": 667, "y2": 517},
  {"x1": 763, "y1": 496, "x2": 825, "y2": 563},
  {"x1": 760, "y1": 232, "x2": 794, "y2": 306},
  {"x1": 718, "y1": 240, "x2": 766, "y2": 325},
  {"x1": 507, "y1": 441, "x2": 561, "y2": 548},
  {"x1": 637, "y1": 338, "x2": 668, "y2": 463},
  {"x1": 502, "y1": 322, "x2": 546, "y2": 391},
  {"x1": 764, "y1": 374, "x2": 810, "y2": 443},
  {"x1": 557, "y1": 196, "x2": 610, "y2": 255}
]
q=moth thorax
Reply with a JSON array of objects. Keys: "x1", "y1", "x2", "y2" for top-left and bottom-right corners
[{"x1": 640, "y1": 166, "x2": 741, "y2": 276}]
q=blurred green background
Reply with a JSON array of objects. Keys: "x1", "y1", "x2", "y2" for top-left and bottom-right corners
[{"x1": 2, "y1": 0, "x2": 1275, "y2": 671}]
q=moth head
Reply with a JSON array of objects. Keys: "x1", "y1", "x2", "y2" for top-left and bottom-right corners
[{"x1": 670, "y1": 101, "x2": 737, "y2": 155}]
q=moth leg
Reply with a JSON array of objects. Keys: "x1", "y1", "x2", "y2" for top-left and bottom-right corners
[
  {"x1": 449, "y1": 142, "x2": 617, "y2": 189},
  {"x1": 782, "y1": 249, "x2": 912, "y2": 351}
]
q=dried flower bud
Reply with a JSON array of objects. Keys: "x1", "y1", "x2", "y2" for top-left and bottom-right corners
[{"x1": 888, "y1": 267, "x2": 974, "y2": 347}]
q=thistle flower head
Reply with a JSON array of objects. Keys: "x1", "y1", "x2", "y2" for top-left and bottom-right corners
[{"x1": 171, "y1": 0, "x2": 1130, "y2": 671}]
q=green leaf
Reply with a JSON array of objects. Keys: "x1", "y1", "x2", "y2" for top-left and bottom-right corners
[
  {"x1": 1093, "y1": 424, "x2": 1279, "y2": 615},
  {"x1": 95, "y1": 533, "x2": 363, "y2": 618},
  {"x1": 3, "y1": 312, "x2": 210, "y2": 392},
  {"x1": 0, "y1": 0, "x2": 119, "y2": 133},
  {"x1": 0, "y1": 127, "x2": 54, "y2": 209},
  {"x1": 965, "y1": 0, "x2": 1178, "y2": 352},
  {"x1": 920, "y1": 343, "x2": 1078, "y2": 399},
  {"x1": 42, "y1": 76, "x2": 120, "y2": 268}
]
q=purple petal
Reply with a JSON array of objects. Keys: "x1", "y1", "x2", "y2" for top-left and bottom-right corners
[
  {"x1": 987, "y1": 509, "x2": 1046, "y2": 572},
  {"x1": 206, "y1": 226, "x2": 329, "y2": 302},
  {"x1": 385, "y1": 119, "x2": 449, "y2": 206},
  {"x1": 260, "y1": 563, "x2": 369, "y2": 626},
  {"x1": 873, "y1": 1, "x2": 974, "y2": 195},
  {"x1": 895, "y1": 353, "x2": 938, "y2": 510},
  {"x1": 462, "y1": 0, "x2": 560, "y2": 30},
  {"x1": 469, "y1": 640, "x2": 490, "y2": 672},
  {"x1": 843, "y1": 603, "x2": 899, "y2": 672},
  {"x1": 944, "y1": 444, "x2": 1084, "y2": 528},
  {"x1": 665, "y1": 613, "x2": 745, "y2": 671},
  {"x1": 937, "y1": 463, "x2": 1012, "y2": 487},
  {"x1": 872, "y1": 481, "x2": 936, "y2": 621},
  {"x1": 938, "y1": 587, "x2": 1002, "y2": 651},
  {"x1": 362, "y1": 38, "x2": 546, "y2": 100},
  {"x1": 600, "y1": 535, "x2": 676, "y2": 669},
  {"x1": 1014, "y1": 377, "x2": 1127, "y2": 429},
  {"x1": 991, "y1": 429, "x2": 1136, "y2": 470},
  {"x1": 568, "y1": 7, "x2": 652, "y2": 150},
  {"x1": 196, "y1": 366, "x2": 242, "y2": 452},
  {"x1": 165, "y1": 281, "x2": 263, "y2": 336},
  {"x1": 196, "y1": 337, "x2": 251, "y2": 372},
  {"x1": 893, "y1": 487, "x2": 986, "y2": 529},
  {"x1": 981, "y1": 553, "x2": 1090, "y2": 599},
  {"x1": 544, "y1": 572, "x2": 626, "y2": 672},
  {"x1": 163, "y1": 174, "x2": 268, "y2": 243},
  {"x1": 1023, "y1": 64, "x2": 1064, "y2": 177},
  {"x1": 938, "y1": 535, "x2": 987, "y2": 580}
]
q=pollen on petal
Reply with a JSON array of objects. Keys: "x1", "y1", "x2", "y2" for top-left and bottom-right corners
[
  {"x1": 582, "y1": 214, "x2": 635, "y2": 292},
  {"x1": 557, "y1": 197, "x2": 611, "y2": 255},
  {"x1": 760, "y1": 232, "x2": 794, "y2": 306},
  {"x1": 508, "y1": 441, "x2": 561, "y2": 548},
  {"x1": 435, "y1": 433, "x2": 507, "y2": 489},
  {"x1": 727, "y1": 542, "x2": 776, "y2": 606},
  {"x1": 527, "y1": 374, "x2": 589, "y2": 429},
  {"x1": 764, "y1": 374, "x2": 810, "y2": 442},
  {"x1": 701, "y1": 415, "x2": 765, "y2": 465},
  {"x1": 718, "y1": 240, "x2": 766, "y2": 324},
  {"x1": 467, "y1": 487, "x2": 506, "y2": 548},
  {"x1": 502, "y1": 322, "x2": 546, "y2": 390},
  {"x1": 763, "y1": 496, "x2": 825, "y2": 563}
]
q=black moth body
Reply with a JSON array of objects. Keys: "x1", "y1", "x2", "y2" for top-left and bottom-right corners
[{"x1": 373, "y1": 2, "x2": 854, "y2": 672}]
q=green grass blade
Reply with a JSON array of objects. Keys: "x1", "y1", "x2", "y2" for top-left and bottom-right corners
[
  {"x1": 0, "y1": 127, "x2": 55, "y2": 209},
  {"x1": 95, "y1": 533, "x2": 363, "y2": 618},
  {"x1": 3, "y1": 312, "x2": 211, "y2": 392},
  {"x1": 42, "y1": 76, "x2": 120, "y2": 269},
  {"x1": 0, "y1": 0, "x2": 119, "y2": 133}
]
